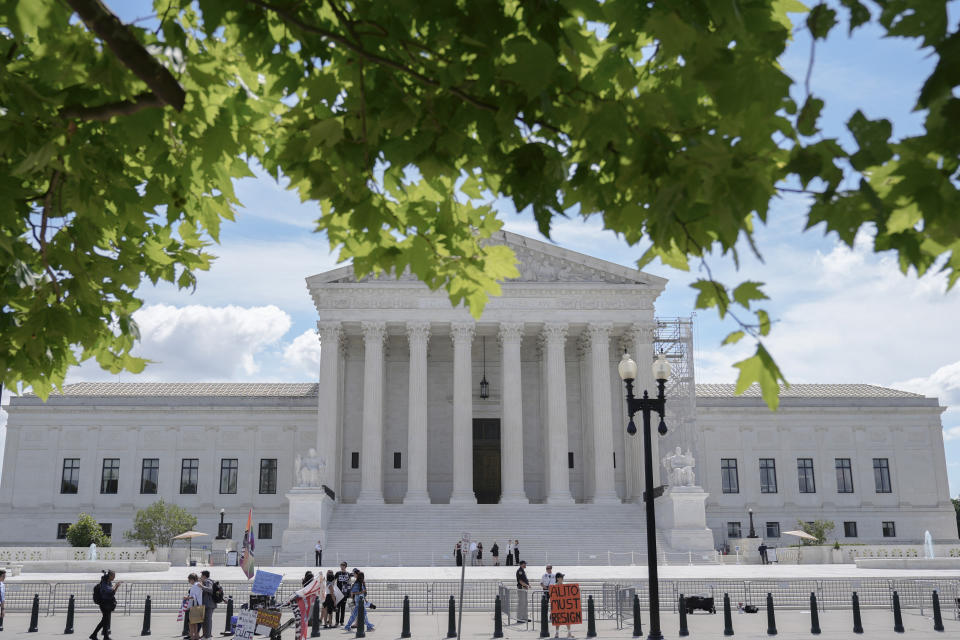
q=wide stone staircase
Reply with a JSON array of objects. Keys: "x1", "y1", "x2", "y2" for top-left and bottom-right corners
[{"x1": 306, "y1": 503, "x2": 716, "y2": 567}]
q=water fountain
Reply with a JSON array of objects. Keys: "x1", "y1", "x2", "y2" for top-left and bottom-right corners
[
  {"x1": 855, "y1": 529, "x2": 960, "y2": 569},
  {"x1": 924, "y1": 530, "x2": 935, "y2": 559}
]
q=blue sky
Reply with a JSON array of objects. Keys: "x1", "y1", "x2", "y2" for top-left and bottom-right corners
[{"x1": 6, "y1": 1, "x2": 960, "y2": 494}]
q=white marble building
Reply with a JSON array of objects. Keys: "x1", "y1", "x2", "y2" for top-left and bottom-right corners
[{"x1": 0, "y1": 232, "x2": 956, "y2": 553}]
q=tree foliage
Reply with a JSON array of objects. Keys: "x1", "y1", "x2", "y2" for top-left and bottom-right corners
[
  {"x1": 1, "y1": 0, "x2": 958, "y2": 405},
  {"x1": 66, "y1": 512, "x2": 112, "y2": 548},
  {"x1": 797, "y1": 518, "x2": 836, "y2": 545},
  {"x1": 124, "y1": 499, "x2": 197, "y2": 551}
]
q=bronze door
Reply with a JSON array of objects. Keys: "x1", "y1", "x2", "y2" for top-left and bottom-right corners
[{"x1": 472, "y1": 418, "x2": 501, "y2": 504}]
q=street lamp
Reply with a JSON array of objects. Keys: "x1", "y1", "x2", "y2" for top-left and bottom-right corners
[
  {"x1": 216, "y1": 508, "x2": 226, "y2": 539},
  {"x1": 618, "y1": 351, "x2": 671, "y2": 640},
  {"x1": 747, "y1": 508, "x2": 758, "y2": 538}
]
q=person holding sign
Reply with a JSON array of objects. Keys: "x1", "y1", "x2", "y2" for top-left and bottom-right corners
[{"x1": 549, "y1": 574, "x2": 581, "y2": 639}]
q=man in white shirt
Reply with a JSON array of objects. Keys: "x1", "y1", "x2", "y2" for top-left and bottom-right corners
[
  {"x1": 540, "y1": 565, "x2": 555, "y2": 590},
  {"x1": 315, "y1": 540, "x2": 323, "y2": 567},
  {"x1": 469, "y1": 541, "x2": 478, "y2": 566}
]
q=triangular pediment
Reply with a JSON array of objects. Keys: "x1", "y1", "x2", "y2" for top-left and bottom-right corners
[{"x1": 308, "y1": 231, "x2": 666, "y2": 288}]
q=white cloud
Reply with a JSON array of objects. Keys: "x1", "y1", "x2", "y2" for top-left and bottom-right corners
[
  {"x1": 283, "y1": 329, "x2": 322, "y2": 377},
  {"x1": 893, "y1": 361, "x2": 960, "y2": 408}
]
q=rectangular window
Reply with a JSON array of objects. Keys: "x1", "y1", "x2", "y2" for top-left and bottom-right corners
[
  {"x1": 721, "y1": 458, "x2": 739, "y2": 494},
  {"x1": 393, "y1": 452, "x2": 402, "y2": 469},
  {"x1": 140, "y1": 458, "x2": 159, "y2": 494},
  {"x1": 726, "y1": 522, "x2": 742, "y2": 538},
  {"x1": 259, "y1": 459, "x2": 277, "y2": 494},
  {"x1": 797, "y1": 458, "x2": 816, "y2": 493},
  {"x1": 873, "y1": 458, "x2": 892, "y2": 493},
  {"x1": 220, "y1": 458, "x2": 238, "y2": 494},
  {"x1": 613, "y1": 452, "x2": 616, "y2": 468},
  {"x1": 765, "y1": 522, "x2": 781, "y2": 538},
  {"x1": 100, "y1": 458, "x2": 119, "y2": 494},
  {"x1": 100, "y1": 523, "x2": 112, "y2": 538},
  {"x1": 61, "y1": 458, "x2": 80, "y2": 494},
  {"x1": 844, "y1": 521, "x2": 858, "y2": 538},
  {"x1": 258, "y1": 523, "x2": 273, "y2": 540},
  {"x1": 568, "y1": 452, "x2": 574, "y2": 469},
  {"x1": 759, "y1": 458, "x2": 778, "y2": 493},
  {"x1": 351, "y1": 452, "x2": 359, "y2": 469},
  {"x1": 180, "y1": 458, "x2": 199, "y2": 494},
  {"x1": 882, "y1": 521, "x2": 896, "y2": 538},
  {"x1": 835, "y1": 458, "x2": 854, "y2": 493},
  {"x1": 56, "y1": 523, "x2": 70, "y2": 539}
]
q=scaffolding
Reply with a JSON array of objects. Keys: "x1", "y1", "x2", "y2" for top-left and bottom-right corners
[{"x1": 653, "y1": 316, "x2": 698, "y2": 456}]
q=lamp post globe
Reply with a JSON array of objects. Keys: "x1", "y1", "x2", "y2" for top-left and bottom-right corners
[
  {"x1": 652, "y1": 353, "x2": 671, "y2": 381},
  {"x1": 618, "y1": 352, "x2": 638, "y2": 381}
]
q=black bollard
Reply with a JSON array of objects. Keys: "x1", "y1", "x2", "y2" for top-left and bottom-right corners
[
  {"x1": 401, "y1": 595, "x2": 412, "y2": 639},
  {"x1": 932, "y1": 590, "x2": 944, "y2": 632},
  {"x1": 493, "y1": 595, "x2": 504, "y2": 639},
  {"x1": 810, "y1": 592, "x2": 821, "y2": 635},
  {"x1": 141, "y1": 595, "x2": 152, "y2": 636},
  {"x1": 222, "y1": 596, "x2": 234, "y2": 636},
  {"x1": 678, "y1": 594, "x2": 689, "y2": 637},
  {"x1": 27, "y1": 593, "x2": 39, "y2": 632},
  {"x1": 766, "y1": 592, "x2": 777, "y2": 636},
  {"x1": 355, "y1": 598, "x2": 366, "y2": 639},
  {"x1": 722, "y1": 592, "x2": 734, "y2": 636},
  {"x1": 310, "y1": 599, "x2": 321, "y2": 638},
  {"x1": 539, "y1": 593, "x2": 549, "y2": 638},
  {"x1": 632, "y1": 594, "x2": 642, "y2": 637},
  {"x1": 64, "y1": 594, "x2": 75, "y2": 635},
  {"x1": 852, "y1": 592, "x2": 863, "y2": 634},
  {"x1": 586, "y1": 595, "x2": 597, "y2": 639},
  {"x1": 447, "y1": 596, "x2": 457, "y2": 639},
  {"x1": 892, "y1": 590, "x2": 904, "y2": 633}
]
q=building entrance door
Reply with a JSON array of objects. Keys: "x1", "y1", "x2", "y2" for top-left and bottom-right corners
[{"x1": 472, "y1": 419, "x2": 501, "y2": 504}]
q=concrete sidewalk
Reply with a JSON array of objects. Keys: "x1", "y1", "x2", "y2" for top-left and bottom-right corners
[{"x1": 0, "y1": 609, "x2": 956, "y2": 639}]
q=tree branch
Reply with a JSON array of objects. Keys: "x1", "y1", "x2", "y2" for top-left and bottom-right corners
[
  {"x1": 64, "y1": 0, "x2": 185, "y2": 111},
  {"x1": 61, "y1": 92, "x2": 165, "y2": 121},
  {"x1": 38, "y1": 171, "x2": 63, "y2": 300}
]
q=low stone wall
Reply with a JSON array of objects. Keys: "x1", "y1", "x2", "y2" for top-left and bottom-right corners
[
  {"x1": 0, "y1": 547, "x2": 154, "y2": 563},
  {"x1": 16, "y1": 560, "x2": 171, "y2": 573}
]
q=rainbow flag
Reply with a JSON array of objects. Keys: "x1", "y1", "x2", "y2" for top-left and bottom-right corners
[{"x1": 239, "y1": 508, "x2": 255, "y2": 579}]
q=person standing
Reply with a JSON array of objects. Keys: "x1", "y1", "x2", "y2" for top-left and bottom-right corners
[
  {"x1": 315, "y1": 540, "x2": 323, "y2": 567},
  {"x1": 540, "y1": 565, "x2": 556, "y2": 591},
  {"x1": 469, "y1": 540, "x2": 478, "y2": 566},
  {"x1": 322, "y1": 570, "x2": 337, "y2": 628},
  {"x1": 334, "y1": 562, "x2": 352, "y2": 625},
  {"x1": 516, "y1": 560, "x2": 531, "y2": 623},
  {"x1": 343, "y1": 571, "x2": 375, "y2": 632},
  {"x1": 552, "y1": 573, "x2": 573, "y2": 638},
  {"x1": 199, "y1": 570, "x2": 217, "y2": 639},
  {"x1": 90, "y1": 570, "x2": 120, "y2": 640},
  {"x1": 454, "y1": 541, "x2": 463, "y2": 567},
  {"x1": 491, "y1": 542, "x2": 500, "y2": 566},
  {"x1": 185, "y1": 573, "x2": 203, "y2": 640},
  {"x1": 513, "y1": 540, "x2": 520, "y2": 566},
  {"x1": 477, "y1": 542, "x2": 484, "y2": 566},
  {"x1": 758, "y1": 543, "x2": 769, "y2": 565},
  {"x1": 505, "y1": 540, "x2": 513, "y2": 566},
  {"x1": 0, "y1": 569, "x2": 6, "y2": 631}
]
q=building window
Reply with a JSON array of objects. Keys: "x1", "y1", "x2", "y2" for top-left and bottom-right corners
[
  {"x1": 56, "y1": 523, "x2": 70, "y2": 539},
  {"x1": 259, "y1": 459, "x2": 277, "y2": 494},
  {"x1": 180, "y1": 458, "x2": 199, "y2": 494},
  {"x1": 258, "y1": 523, "x2": 273, "y2": 540},
  {"x1": 613, "y1": 452, "x2": 616, "y2": 468},
  {"x1": 727, "y1": 522, "x2": 742, "y2": 538},
  {"x1": 765, "y1": 522, "x2": 781, "y2": 538},
  {"x1": 873, "y1": 458, "x2": 892, "y2": 493},
  {"x1": 721, "y1": 458, "x2": 739, "y2": 493},
  {"x1": 100, "y1": 458, "x2": 119, "y2": 494},
  {"x1": 100, "y1": 523, "x2": 112, "y2": 538},
  {"x1": 61, "y1": 458, "x2": 80, "y2": 494},
  {"x1": 351, "y1": 452, "x2": 359, "y2": 469},
  {"x1": 220, "y1": 523, "x2": 233, "y2": 539},
  {"x1": 759, "y1": 458, "x2": 777, "y2": 493},
  {"x1": 140, "y1": 458, "x2": 159, "y2": 494},
  {"x1": 797, "y1": 458, "x2": 816, "y2": 493},
  {"x1": 220, "y1": 459, "x2": 238, "y2": 494},
  {"x1": 882, "y1": 521, "x2": 896, "y2": 538},
  {"x1": 844, "y1": 521, "x2": 858, "y2": 537},
  {"x1": 835, "y1": 458, "x2": 854, "y2": 493},
  {"x1": 393, "y1": 452, "x2": 402, "y2": 469},
  {"x1": 568, "y1": 452, "x2": 574, "y2": 469}
]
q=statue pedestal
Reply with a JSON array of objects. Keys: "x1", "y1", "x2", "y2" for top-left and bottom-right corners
[
  {"x1": 281, "y1": 488, "x2": 335, "y2": 556},
  {"x1": 654, "y1": 486, "x2": 715, "y2": 552}
]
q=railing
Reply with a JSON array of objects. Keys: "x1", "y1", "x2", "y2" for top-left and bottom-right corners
[{"x1": 277, "y1": 549, "x2": 721, "y2": 567}]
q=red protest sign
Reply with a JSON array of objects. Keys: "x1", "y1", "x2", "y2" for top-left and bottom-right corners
[{"x1": 549, "y1": 583, "x2": 582, "y2": 626}]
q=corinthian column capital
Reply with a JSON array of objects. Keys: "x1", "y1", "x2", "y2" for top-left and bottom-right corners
[
  {"x1": 405, "y1": 321, "x2": 431, "y2": 345},
  {"x1": 450, "y1": 321, "x2": 476, "y2": 345},
  {"x1": 541, "y1": 322, "x2": 568, "y2": 345},
  {"x1": 361, "y1": 321, "x2": 387, "y2": 345},
  {"x1": 498, "y1": 322, "x2": 523, "y2": 345}
]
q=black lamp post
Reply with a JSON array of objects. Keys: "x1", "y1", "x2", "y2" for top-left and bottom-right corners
[
  {"x1": 216, "y1": 508, "x2": 226, "y2": 539},
  {"x1": 618, "y1": 351, "x2": 672, "y2": 640},
  {"x1": 747, "y1": 508, "x2": 757, "y2": 538}
]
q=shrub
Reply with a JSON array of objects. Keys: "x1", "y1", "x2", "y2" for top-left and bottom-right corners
[
  {"x1": 65, "y1": 513, "x2": 112, "y2": 547},
  {"x1": 124, "y1": 500, "x2": 197, "y2": 552}
]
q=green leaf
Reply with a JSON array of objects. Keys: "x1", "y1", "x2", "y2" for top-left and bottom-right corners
[
  {"x1": 847, "y1": 110, "x2": 893, "y2": 171},
  {"x1": 690, "y1": 279, "x2": 730, "y2": 318},
  {"x1": 756, "y1": 309, "x2": 772, "y2": 336},
  {"x1": 797, "y1": 96, "x2": 824, "y2": 137},
  {"x1": 732, "y1": 281, "x2": 768, "y2": 309},
  {"x1": 501, "y1": 38, "x2": 557, "y2": 99},
  {"x1": 839, "y1": 0, "x2": 871, "y2": 33},
  {"x1": 733, "y1": 343, "x2": 788, "y2": 410},
  {"x1": 807, "y1": 4, "x2": 838, "y2": 40},
  {"x1": 722, "y1": 330, "x2": 746, "y2": 345}
]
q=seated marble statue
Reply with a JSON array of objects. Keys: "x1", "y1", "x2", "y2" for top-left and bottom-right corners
[{"x1": 662, "y1": 446, "x2": 696, "y2": 488}]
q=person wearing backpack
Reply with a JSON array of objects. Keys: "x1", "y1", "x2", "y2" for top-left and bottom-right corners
[
  {"x1": 199, "y1": 570, "x2": 219, "y2": 639},
  {"x1": 90, "y1": 570, "x2": 120, "y2": 640}
]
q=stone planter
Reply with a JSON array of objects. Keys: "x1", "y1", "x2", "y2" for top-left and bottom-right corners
[{"x1": 831, "y1": 548, "x2": 843, "y2": 563}]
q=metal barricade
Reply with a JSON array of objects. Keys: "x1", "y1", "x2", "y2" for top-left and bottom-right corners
[{"x1": 1, "y1": 582, "x2": 54, "y2": 613}]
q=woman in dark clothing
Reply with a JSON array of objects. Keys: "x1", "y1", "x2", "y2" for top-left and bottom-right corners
[
  {"x1": 454, "y1": 541, "x2": 462, "y2": 567},
  {"x1": 476, "y1": 542, "x2": 483, "y2": 566},
  {"x1": 90, "y1": 570, "x2": 120, "y2": 640},
  {"x1": 302, "y1": 571, "x2": 315, "y2": 587},
  {"x1": 491, "y1": 542, "x2": 500, "y2": 566}
]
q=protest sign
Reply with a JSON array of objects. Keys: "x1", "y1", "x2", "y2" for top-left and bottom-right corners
[
  {"x1": 251, "y1": 570, "x2": 284, "y2": 596},
  {"x1": 234, "y1": 609, "x2": 258, "y2": 640},
  {"x1": 549, "y1": 583, "x2": 582, "y2": 625},
  {"x1": 256, "y1": 609, "x2": 282, "y2": 629}
]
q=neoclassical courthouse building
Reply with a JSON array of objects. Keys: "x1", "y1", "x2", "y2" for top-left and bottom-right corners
[{"x1": 1, "y1": 232, "x2": 956, "y2": 557}]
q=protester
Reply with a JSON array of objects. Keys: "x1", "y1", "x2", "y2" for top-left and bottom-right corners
[
  {"x1": 199, "y1": 570, "x2": 217, "y2": 639},
  {"x1": 513, "y1": 540, "x2": 520, "y2": 565},
  {"x1": 90, "y1": 570, "x2": 120, "y2": 640},
  {"x1": 302, "y1": 571, "x2": 315, "y2": 587},
  {"x1": 491, "y1": 541, "x2": 500, "y2": 566},
  {"x1": 343, "y1": 571, "x2": 375, "y2": 632},
  {"x1": 540, "y1": 565, "x2": 556, "y2": 590},
  {"x1": 454, "y1": 541, "x2": 463, "y2": 567},
  {"x1": 505, "y1": 540, "x2": 513, "y2": 566},
  {"x1": 334, "y1": 562, "x2": 352, "y2": 625},
  {"x1": 185, "y1": 573, "x2": 203, "y2": 640},
  {"x1": 315, "y1": 540, "x2": 323, "y2": 567},
  {"x1": 322, "y1": 570, "x2": 338, "y2": 628},
  {"x1": 552, "y1": 573, "x2": 573, "y2": 638},
  {"x1": 477, "y1": 541, "x2": 484, "y2": 566},
  {"x1": 758, "y1": 543, "x2": 769, "y2": 565}
]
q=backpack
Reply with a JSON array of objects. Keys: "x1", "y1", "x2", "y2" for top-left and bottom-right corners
[
  {"x1": 212, "y1": 581, "x2": 224, "y2": 604},
  {"x1": 92, "y1": 583, "x2": 102, "y2": 605}
]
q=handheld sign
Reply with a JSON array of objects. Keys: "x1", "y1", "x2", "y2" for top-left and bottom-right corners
[
  {"x1": 549, "y1": 584, "x2": 582, "y2": 626},
  {"x1": 234, "y1": 609, "x2": 258, "y2": 640},
  {"x1": 256, "y1": 609, "x2": 282, "y2": 629},
  {"x1": 251, "y1": 570, "x2": 284, "y2": 596}
]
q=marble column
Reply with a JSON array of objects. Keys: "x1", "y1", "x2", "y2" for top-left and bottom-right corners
[
  {"x1": 317, "y1": 321, "x2": 342, "y2": 493},
  {"x1": 498, "y1": 322, "x2": 528, "y2": 504},
  {"x1": 625, "y1": 322, "x2": 659, "y2": 500},
  {"x1": 450, "y1": 322, "x2": 477, "y2": 504},
  {"x1": 543, "y1": 323, "x2": 574, "y2": 504},
  {"x1": 356, "y1": 321, "x2": 386, "y2": 504},
  {"x1": 404, "y1": 321, "x2": 431, "y2": 504},
  {"x1": 588, "y1": 323, "x2": 620, "y2": 503}
]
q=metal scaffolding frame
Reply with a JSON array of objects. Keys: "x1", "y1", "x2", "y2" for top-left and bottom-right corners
[{"x1": 653, "y1": 316, "x2": 697, "y2": 456}]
